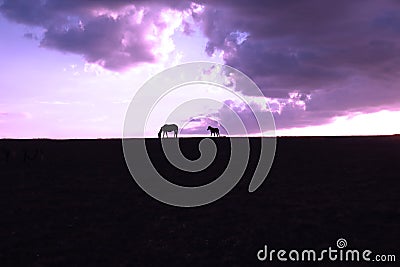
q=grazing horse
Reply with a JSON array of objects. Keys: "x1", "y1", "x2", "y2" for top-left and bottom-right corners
[
  {"x1": 207, "y1": 126, "x2": 220, "y2": 137},
  {"x1": 158, "y1": 124, "x2": 178, "y2": 138}
]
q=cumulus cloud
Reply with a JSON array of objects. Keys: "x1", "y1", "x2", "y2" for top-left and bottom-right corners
[{"x1": 0, "y1": 0, "x2": 193, "y2": 71}]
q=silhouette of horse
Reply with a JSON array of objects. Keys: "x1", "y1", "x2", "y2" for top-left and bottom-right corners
[
  {"x1": 207, "y1": 126, "x2": 220, "y2": 137},
  {"x1": 158, "y1": 124, "x2": 178, "y2": 138}
]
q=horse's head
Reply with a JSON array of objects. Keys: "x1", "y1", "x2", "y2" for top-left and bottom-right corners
[{"x1": 207, "y1": 126, "x2": 211, "y2": 131}]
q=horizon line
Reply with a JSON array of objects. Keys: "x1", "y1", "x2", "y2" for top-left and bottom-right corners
[{"x1": 1, "y1": 134, "x2": 400, "y2": 141}]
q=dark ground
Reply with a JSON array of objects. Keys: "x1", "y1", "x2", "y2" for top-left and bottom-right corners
[{"x1": 0, "y1": 137, "x2": 399, "y2": 266}]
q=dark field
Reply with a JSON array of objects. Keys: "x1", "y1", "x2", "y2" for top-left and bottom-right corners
[{"x1": 0, "y1": 137, "x2": 399, "y2": 266}]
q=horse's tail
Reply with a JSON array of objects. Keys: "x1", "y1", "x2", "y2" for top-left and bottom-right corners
[{"x1": 158, "y1": 128, "x2": 162, "y2": 138}]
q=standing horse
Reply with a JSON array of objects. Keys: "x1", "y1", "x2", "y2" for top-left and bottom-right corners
[
  {"x1": 158, "y1": 124, "x2": 178, "y2": 138},
  {"x1": 207, "y1": 126, "x2": 220, "y2": 137}
]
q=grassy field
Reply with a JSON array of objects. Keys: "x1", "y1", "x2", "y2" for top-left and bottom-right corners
[{"x1": 0, "y1": 137, "x2": 399, "y2": 266}]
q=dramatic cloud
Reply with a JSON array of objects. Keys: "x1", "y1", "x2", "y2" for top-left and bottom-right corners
[
  {"x1": 189, "y1": 0, "x2": 400, "y2": 129},
  {"x1": 2, "y1": 0, "x2": 400, "y2": 132},
  {"x1": 0, "y1": 0, "x2": 193, "y2": 70}
]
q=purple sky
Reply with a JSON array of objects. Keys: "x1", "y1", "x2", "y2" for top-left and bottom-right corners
[{"x1": 1, "y1": 0, "x2": 400, "y2": 138}]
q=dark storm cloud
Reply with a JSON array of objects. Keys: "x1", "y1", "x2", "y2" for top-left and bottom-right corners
[
  {"x1": 0, "y1": 0, "x2": 190, "y2": 25},
  {"x1": 41, "y1": 14, "x2": 155, "y2": 70},
  {"x1": 191, "y1": 0, "x2": 400, "y2": 129},
  {"x1": 0, "y1": 0, "x2": 192, "y2": 71},
  {"x1": 195, "y1": 0, "x2": 400, "y2": 91}
]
